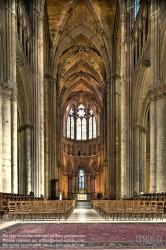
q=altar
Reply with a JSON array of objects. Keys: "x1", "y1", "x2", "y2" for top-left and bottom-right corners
[{"x1": 74, "y1": 193, "x2": 92, "y2": 200}]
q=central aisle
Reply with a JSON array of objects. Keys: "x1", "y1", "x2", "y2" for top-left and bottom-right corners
[{"x1": 67, "y1": 201, "x2": 104, "y2": 223}]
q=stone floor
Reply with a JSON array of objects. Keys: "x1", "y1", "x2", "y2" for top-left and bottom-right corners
[{"x1": 0, "y1": 201, "x2": 166, "y2": 230}]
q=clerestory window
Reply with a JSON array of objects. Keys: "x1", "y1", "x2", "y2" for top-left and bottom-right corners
[
  {"x1": 67, "y1": 108, "x2": 75, "y2": 139},
  {"x1": 66, "y1": 104, "x2": 97, "y2": 140},
  {"x1": 77, "y1": 104, "x2": 86, "y2": 140}
]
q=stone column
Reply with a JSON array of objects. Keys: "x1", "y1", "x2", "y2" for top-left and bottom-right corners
[
  {"x1": 96, "y1": 172, "x2": 100, "y2": 195},
  {"x1": 91, "y1": 177, "x2": 96, "y2": 199},
  {"x1": 30, "y1": 0, "x2": 45, "y2": 196},
  {"x1": 86, "y1": 173, "x2": 91, "y2": 193},
  {"x1": 68, "y1": 177, "x2": 72, "y2": 199},
  {"x1": 149, "y1": 100, "x2": 156, "y2": 192},
  {"x1": 18, "y1": 126, "x2": 26, "y2": 194},
  {"x1": 139, "y1": 129, "x2": 146, "y2": 193},
  {"x1": 107, "y1": 76, "x2": 121, "y2": 200},
  {"x1": 106, "y1": 79, "x2": 111, "y2": 197},
  {"x1": 146, "y1": 153, "x2": 150, "y2": 193},
  {"x1": 149, "y1": 0, "x2": 160, "y2": 192},
  {"x1": 75, "y1": 176, "x2": 78, "y2": 193},
  {"x1": 11, "y1": 89, "x2": 18, "y2": 193},
  {"x1": 133, "y1": 125, "x2": 147, "y2": 193},
  {"x1": 25, "y1": 126, "x2": 32, "y2": 194},
  {"x1": 44, "y1": 74, "x2": 52, "y2": 198},
  {"x1": 72, "y1": 174, "x2": 75, "y2": 193},
  {"x1": 63, "y1": 171, "x2": 68, "y2": 199},
  {"x1": 52, "y1": 77, "x2": 57, "y2": 180},
  {"x1": 0, "y1": 85, "x2": 2, "y2": 191},
  {"x1": 120, "y1": 4, "x2": 133, "y2": 198},
  {"x1": 5, "y1": 0, "x2": 17, "y2": 193},
  {"x1": 156, "y1": 94, "x2": 166, "y2": 191},
  {"x1": 133, "y1": 126, "x2": 140, "y2": 193},
  {"x1": 2, "y1": 88, "x2": 11, "y2": 192},
  {"x1": 149, "y1": 86, "x2": 166, "y2": 192}
]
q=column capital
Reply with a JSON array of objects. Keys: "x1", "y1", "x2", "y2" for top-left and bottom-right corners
[
  {"x1": 11, "y1": 88, "x2": 17, "y2": 101},
  {"x1": 18, "y1": 124, "x2": 35, "y2": 133},
  {"x1": 2, "y1": 86, "x2": 11, "y2": 100},
  {"x1": 148, "y1": 83, "x2": 166, "y2": 102},
  {"x1": 132, "y1": 124, "x2": 147, "y2": 134}
]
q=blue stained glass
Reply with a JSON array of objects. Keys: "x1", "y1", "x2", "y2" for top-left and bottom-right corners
[
  {"x1": 79, "y1": 170, "x2": 85, "y2": 190},
  {"x1": 135, "y1": 0, "x2": 139, "y2": 17}
]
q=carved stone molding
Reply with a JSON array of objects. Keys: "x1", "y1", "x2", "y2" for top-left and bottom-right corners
[
  {"x1": 148, "y1": 84, "x2": 166, "y2": 102},
  {"x1": 11, "y1": 89, "x2": 18, "y2": 101},
  {"x1": 142, "y1": 60, "x2": 150, "y2": 68},
  {"x1": 0, "y1": 83, "x2": 2, "y2": 95},
  {"x1": 2, "y1": 87, "x2": 11, "y2": 100},
  {"x1": 132, "y1": 124, "x2": 147, "y2": 134},
  {"x1": 18, "y1": 124, "x2": 35, "y2": 133}
]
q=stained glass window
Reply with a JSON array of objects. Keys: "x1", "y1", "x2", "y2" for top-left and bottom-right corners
[
  {"x1": 76, "y1": 104, "x2": 87, "y2": 140},
  {"x1": 71, "y1": 117, "x2": 74, "y2": 139},
  {"x1": 135, "y1": 0, "x2": 139, "y2": 17},
  {"x1": 82, "y1": 118, "x2": 87, "y2": 139},
  {"x1": 67, "y1": 117, "x2": 70, "y2": 138},
  {"x1": 67, "y1": 107, "x2": 75, "y2": 139},
  {"x1": 93, "y1": 116, "x2": 96, "y2": 138},
  {"x1": 79, "y1": 169, "x2": 85, "y2": 190},
  {"x1": 77, "y1": 118, "x2": 81, "y2": 140},
  {"x1": 89, "y1": 116, "x2": 93, "y2": 139},
  {"x1": 89, "y1": 107, "x2": 97, "y2": 139},
  {"x1": 66, "y1": 104, "x2": 98, "y2": 140}
]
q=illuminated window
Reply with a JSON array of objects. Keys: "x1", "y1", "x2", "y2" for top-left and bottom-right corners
[
  {"x1": 66, "y1": 104, "x2": 98, "y2": 140},
  {"x1": 89, "y1": 107, "x2": 96, "y2": 139},
  {"x1": 78, "y1": 169, "x2": 85, "y2": 190},
  {"x1": 67, "y1": 107, "x2": 75, "y2": 139},
  {"x1": 135, "y1": 0, "x2": 139, "y2": 17},
  {"x1": 76, "y1": 104, "x2": 87, "y2": 140}
]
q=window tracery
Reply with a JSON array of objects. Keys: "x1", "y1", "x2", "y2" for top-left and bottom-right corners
[{"x1": 66, "y1": 104, "x2": 98, "y2": 140}]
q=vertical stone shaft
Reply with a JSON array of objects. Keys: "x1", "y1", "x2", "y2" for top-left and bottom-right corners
[
  {"x1": 121, "y1": 12, "x2": 130, "y2": 198},
  {"x1": 0, "y1": 86, "x2": 2, "y2": 191},
  {"x1": 11, "y1": 90, "x2": 17, "y2": 193},
  {"x1": 3, "y1": 0, "x2": 17, "y2": 193},
  {"x1": 52, "y1": 78, "x2": 57, "y2": 179},
  {"x1": 30, "y1": 0, "x2": 45, "y2": 196},
  {"x1": 2, "y1": 89, "x2": 11, "y2": 192},
  {"x1": 140, "y1": 130, "x2": 146, "y2": 192},
  {"x1": 44, "y1": 76, "x2": 49, "y2": 198},
  {"x1": 133, "y1": 127, "x2": 140, "y2": 192},
  {"x1": 149, "y1": 0, "x2": 160, "y2": 192},
  {"x1": 106, "y1": 79, "x2": 110, "y2": 196},
  {"x1": 156, "y1": 99, "x2": 166, "y2": 191},
  {"x1": 26, "y1": 127, "x2": 32, "y2": 193}
]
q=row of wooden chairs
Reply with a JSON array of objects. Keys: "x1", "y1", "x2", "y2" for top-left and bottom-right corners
[
  {"x1": 8, "y1": 200, "x2": 76, "y2": 221},
  {"x1": 91, "y1": 200, "x2": 165, "y2": 221},
  {"x1": 134, "y1": 192, "x2": 166, "y2": 201},
  {"x1": 0, "y1": 192, "x2": 44, "y2": 219}
]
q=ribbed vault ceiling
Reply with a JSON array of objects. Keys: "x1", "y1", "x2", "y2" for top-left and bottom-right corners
[{"x1": 46, "y1": 0, "x2": 117, "y2": 112}]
